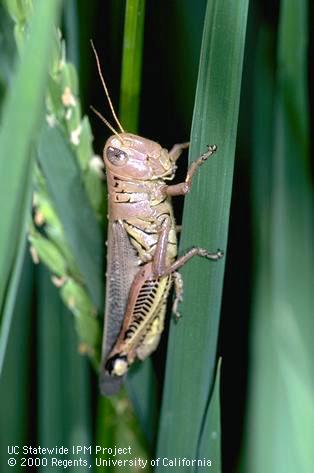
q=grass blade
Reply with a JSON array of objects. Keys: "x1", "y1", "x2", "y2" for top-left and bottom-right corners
[
  {"x1": 0, "y1": 254, "x2": 33, "y2": 472},
  {"x1": 37, "y1": 267, "x2": 93, "y2": 472},
  {"x1": 125, "y1": 361, "x2": 158, "y2": 449},
  {"x1": 242, "y1": 26, "x2": 275, "y2": 473},
  {"x1": 0, "y1": 4, "x2": 15, "y2": 109},
  {"x1": 243, "y1": 0, "x2": 313, "y2": 469},
  {"x1": 119, "y1": 0, "x2": 146, "y2": 132},
  {"x1": 246, "y1": 1, "x2": 313, "y2": 472},
  {"x1": 63, "y1": 0, "x2": 80, "y2": 69},
  {"x1": 197, "y1": 360, "x2": 221, "y2": 472},
  {"x1": 0, "y1": 162, "x2": 32, "y2": 375},
  {"x1": 157, "y1": 0, "x2": 249, "y2": 464}
]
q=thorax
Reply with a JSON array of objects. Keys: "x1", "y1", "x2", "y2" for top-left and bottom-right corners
[{"x1": 107, "y1": 172, "x2": 171, "y2": 221}]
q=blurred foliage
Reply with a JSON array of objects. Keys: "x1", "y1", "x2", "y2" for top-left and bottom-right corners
[
  {"x1": 0, "y1": 0, "x2": 61, "y2": 375},
  {"x1": 0, "y1": 0, "x2": 312, "y2": 472},
  {"x1": 4, "y1": 0, "x2": 105, "y2": 366},
  {"x1": 242, "y1": 2, "x2": 313, "y2": 473}
]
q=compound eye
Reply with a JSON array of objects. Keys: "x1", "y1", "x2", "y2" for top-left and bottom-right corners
[{"x1": 106, "y1": 146, "x2": 128, "y2": 166}]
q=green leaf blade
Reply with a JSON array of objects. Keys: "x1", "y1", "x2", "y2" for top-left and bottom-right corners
[
  {"x1": 157, "y1": 0, "x2": 249, "y2": 467},
  {"x1": 37, "y1": 267, "x2": 93, "y2": 473},
  {"x1": 120, "y1": 0, "x2": 146, "y2": 132},
  {"x1": 197, "y1": 360, "x2": 222, "y2": 472}
]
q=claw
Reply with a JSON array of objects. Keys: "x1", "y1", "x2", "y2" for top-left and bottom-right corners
[
  {"x1": 206, "y1": 249, "x2": 224, "y2": 260},
  {"x1": 200, "y1": 144, "x2": 217, "y2": 162},
  {"x1": 198, "y1": 248, "x2": 224, "y2": 260},
  {"x1": 216, "y1": 249, "x2": 224, "y2": 259},
  {"x1": 173, "y1": 311, "x2": 182, "y2": 322},
  {"x1": 208, "y1": 144, "x2": 217, "y2": 153},
  {"x1": 198, "y1": 248, "x2": 210, "y2": 257}
]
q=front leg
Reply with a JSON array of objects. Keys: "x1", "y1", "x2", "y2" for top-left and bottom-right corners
[
  {"x1": 165, "y1": 144, "x2": 217, "y2": 197},
  {"x1": 169, "y1": 142, "x2": 189, "y2": 162}
]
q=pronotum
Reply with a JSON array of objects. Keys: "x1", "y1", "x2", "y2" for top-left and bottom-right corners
[{"x1": 91, "y1": 42, "x2": 223, "y2": 396}]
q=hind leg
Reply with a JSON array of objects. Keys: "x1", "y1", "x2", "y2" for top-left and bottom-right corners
[
  {"x1": 158, "y1": 247, "x2": 223, "y2": 277},
  {"x1": 172, "y1": 271, "x2": 184, "y2": 320},
  {"x1": 152, "y1": 214, "x2": 223, "y2": 278}
]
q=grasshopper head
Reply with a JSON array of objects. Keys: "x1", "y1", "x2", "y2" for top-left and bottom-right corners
[{"x1": 103, "y1": 133, "x2": 174, "y2": 180}]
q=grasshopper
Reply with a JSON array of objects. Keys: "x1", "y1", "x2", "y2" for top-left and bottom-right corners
[{"x1": 91, "y1": 42, "x2": 223, "y2": 396}]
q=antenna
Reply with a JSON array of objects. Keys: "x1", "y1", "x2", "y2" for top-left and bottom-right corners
[
  {"x1": 90, "y1": 106, "x2": 124, "y2": 143},
  {"x1": 90, "y1": 40, "x2": 125, "y2": 134}
]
